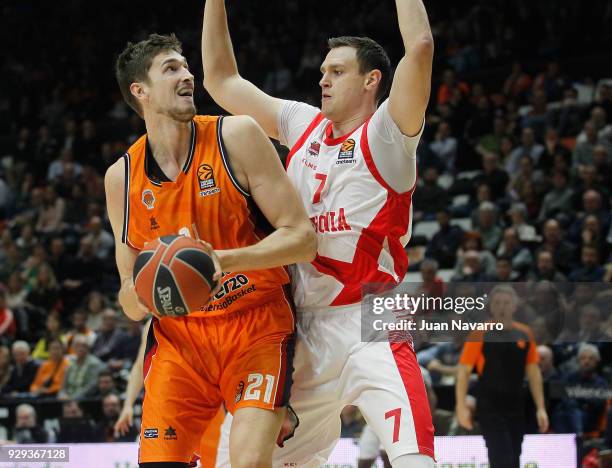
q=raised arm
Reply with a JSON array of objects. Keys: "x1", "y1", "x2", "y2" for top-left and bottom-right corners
[
  {"x1": 387, "y1": 0, "x2": 434, "y2": 136},
  {"x1": 215, "y1": 116, "x2": 317, "y2": 271},
  {"x1": 104, "y1": 158, "x2": 150, "y2": 321},
  {"x1": 202, "y1": 0, "x2": 285, "y2": 139}
]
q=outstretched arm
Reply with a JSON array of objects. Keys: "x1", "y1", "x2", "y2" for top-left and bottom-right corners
[
  {"x1": 387, "y1": 0, "x2": 434, "y2": 136},
  {"x1": 202, "y1": 0, "x2": 285, "y2": 139},
  {"x1": 215, "y1": 116, "x2": 317, "y2": 272}
]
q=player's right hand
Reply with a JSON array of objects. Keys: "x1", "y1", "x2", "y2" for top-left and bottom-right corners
[
  {"x1": 114, "y1": 404, "x2": 134, "y2": 436},
  {"x1": 455, "y1": 404, "x2": 473, "y2": 431},
  {"x1": 120, "y1": 278, "x2": 153, "y2": 321}
]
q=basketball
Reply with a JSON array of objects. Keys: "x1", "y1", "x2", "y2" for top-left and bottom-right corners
[{"x1": 133, "y1": 235, "x2": 218, "y2": 317}]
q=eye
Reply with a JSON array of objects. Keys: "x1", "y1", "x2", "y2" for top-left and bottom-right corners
[{"x1": 334, "y1": 70, "x2": 343, "y2": 76}]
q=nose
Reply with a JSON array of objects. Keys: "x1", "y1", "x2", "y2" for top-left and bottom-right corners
[{"x1": 319, "y1": 73, "x2": 330, "y2": 89}]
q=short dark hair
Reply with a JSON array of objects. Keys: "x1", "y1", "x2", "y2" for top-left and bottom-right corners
[
  {"x1": 115, "y1": 33, "x2": 183, "y2": 118},
  {"x1": 327, "y1": 36, "x2": 391, "y2": 103}
]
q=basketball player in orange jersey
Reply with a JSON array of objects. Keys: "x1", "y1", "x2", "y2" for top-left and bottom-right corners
[
  {"x1": 114, "y1": 319, "x2": 225, "y2": 468},
  {"x1": 105, "y1": 34, "x2": 316, "y2": 468},
  {"x1": 204, "y1": 0, "x2": 435, "y2": 466}
]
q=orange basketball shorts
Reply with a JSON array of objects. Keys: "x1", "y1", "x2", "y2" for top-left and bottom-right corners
[{"x1": 138, "y1": 295, "x2": 296, "y2": 464}]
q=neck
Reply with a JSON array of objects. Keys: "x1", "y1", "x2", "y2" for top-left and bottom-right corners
[
  {"x1": 330, "y1": 104, "x2": 376, "y2": 138},
  {"x1": 145, "y1": 113, "x2": 192, "y2": 177}
]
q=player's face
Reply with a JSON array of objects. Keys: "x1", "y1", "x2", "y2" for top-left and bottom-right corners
[
  {"x1": 319, "y1": 47, "x2": 370, "y2": 120},
  {"x1": 143, "y1": 50, "x2": 196, "y2": 122}
]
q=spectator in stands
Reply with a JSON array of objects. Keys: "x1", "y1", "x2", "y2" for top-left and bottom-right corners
[
  {"x1": 475, "y1": 117, "x2": 508, "y2": 161},
  {"x1": 47, "y1": 237, "x2": 71, "y2": 283},
  {"x1": 506, "y1": 127, "x2": 544, "y2": 174},
  {"x1": 552, "y1": 344, "x2": 608, "y2": 436},
  {"x1": 5, "y1": 272, "x2": 27, "y2": 310},
  {"x1": 538, "y1": 127, "x2": 571, "y2": 172},
  {"x1": 529, "y1": 250, "x2": 567, "y2": 282},
  {"x1": 473, "y1": 152, "x2": 509, "y2": 202},
  {"x1": 568, "y1": 246, "x2": 605, "y2": 282},
  {"x1": 538, "y1": 170, "x2": 574, "y2": 222},
  {"x1": 0, "y1": 286, "x2": 16, "y2": 343},
  {"x1": 577, "y1": 106, "x2": 612, "y2": 146},
  {"x1": 91, "y1": 308, "x2": 127, "y2": 363},
  {"x1": 454, "y1": 231, "x2": 496, "y2": 277},
  {"x1": 430, "y1": 121, "x2": 458, "y2": 173},
  {"x1": 95, "y1": 393, "x2": 138, "y2": 442},
  {"x1": 412, "y1": 167, "x2": 448, "y2": 222},
  {"x1": 15, "y1": 223, "x2": 38, "y2": 257},
  {"x1": 592, "y1": 144, "x2": 612, "y2": 188},
  {"x1": 82, "y1": 216, "x2": 114, "y2": 261},
  {"x1": 13, "y1": 404, "x2": 50, "y2": 444},
  {"x1": 579, "y1": 215, "x2": 609, "y2": 261},
  {"x1": 26, "y1": 263, "x2": 60, "y2": 314},
  {"x1": 558, "y1": 305, "x2": 608, "y2": 343},
  {"x1": 62, "y1": 237, "x2": 104, "y2": 300},
  {"x1": 59, "y1": 334, "x2": 105, "y2": 400},
  {"x1": 502, "y1": 62, "x2": 532, "y2": 102},
  {"x1": 30, "y1": 338, "x2": 69, "y2": 398},
  {"x1": 569, "y1": 190, "x2": 610, "y2": 244},
  {"x1": 526, "y1": 281, "x2": 565, "y2": 342},
  {"x1": 475, "y1": 202, "x2": 502, "y2": 252},
  {"x1": 508, "y1": 156, "x2": 544, "y2": 202},
  {"x1": 496, "y1": 228, "x2": 533, "y2": 277},
  {"x1": 84, "y1": 291, "x2": 106, "y2": 332},
  {"x1": 507, "y1": 203, "x2": 538, "y2": 243},
  {"x1": 425, "y1": 209, "x2": 464, "y2": 268},
  {"x1": 492, "y1": 256, "x2": 516, "y2": 282},
  {"x1": 0, "y1": 345, "x2": 12, "y2": 393},
  {"x1": 85, "y1": 369, "x2": 117, "y2": 399},
  {"x1": 4, "y1": 341, "x2": 39, "y2": 395},
  {"x1": 573, "y1": 121, "x2": 602, "y2": 168},
  {"x1": 417, "y1": 336, "x2": 462, "y2": 385},
  {"x1": 437, "y1": 69, "x2": 469, "y2": 105},
  {"x1": 538, "y1": 345, "x2": 558, "y2": 381},
  {"x1": 65, "y1": 309, "x2": 97, "y2": 352},
  {"x1": 56, "y1": 399, "x2": 99, "y2": 443},
  {"x1": 539, "y1": 219, "x2": 576, "y2": 274},
  {"x1": 35, "y1": 185, "x2": 65, "y2": 234},
  {"x1": 416, "y1": 259, "x2": 445, "y2": 298},
  {"x1": 451, "y1": 250, "x2": 490, "y2": 282},
  {"x1": 32, "y1": 314, "x2": 65, "y2": 360}
]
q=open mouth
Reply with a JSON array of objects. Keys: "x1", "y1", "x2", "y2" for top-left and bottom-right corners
[{"x1": 177, "y1": 88, "x2": 193, "y2": 97}]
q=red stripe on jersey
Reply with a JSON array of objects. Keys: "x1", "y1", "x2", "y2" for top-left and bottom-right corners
[
  {"x1": 389, "y1": 341, "x2": 435, "y2": 460},
  {"x1": 285, "y1": 113, "x2": 325, "y2": 170},
  {"x1": 360, "y1": 118, "x2": 414, "y2": 279}
]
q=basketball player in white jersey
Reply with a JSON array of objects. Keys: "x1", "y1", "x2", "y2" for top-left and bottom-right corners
[{"x1": 203, "y1": 1, "x2": 435, "y2": 466}]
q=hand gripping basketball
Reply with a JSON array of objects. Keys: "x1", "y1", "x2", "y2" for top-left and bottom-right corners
[{"x1": 133, "y1": 235, "x2": 219, "y2": 317}]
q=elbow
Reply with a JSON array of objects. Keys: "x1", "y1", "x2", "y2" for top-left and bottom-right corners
[
  {"x1": 300, "y1": 225, "x2": 318, "y2": 263},
  {"x1": 409, "y1": 35, "x2": 434, "y2": 60}
]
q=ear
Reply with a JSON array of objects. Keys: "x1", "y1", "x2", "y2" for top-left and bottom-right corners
[
  {"x1": 129, "y1": 82, "x2": 147, "y2": 104},
  {"x1": 364, "y1": 69, "x2": 382, "y2": 92}
]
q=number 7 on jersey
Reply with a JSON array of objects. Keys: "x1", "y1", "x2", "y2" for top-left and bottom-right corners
[{"x1": 313, "y1": 173, "x2": 327, "y2": 204}]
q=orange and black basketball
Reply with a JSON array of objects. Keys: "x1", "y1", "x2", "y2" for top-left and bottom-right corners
[{"x1": 133, "y1": 235, "x2": 218, "y2": 317}]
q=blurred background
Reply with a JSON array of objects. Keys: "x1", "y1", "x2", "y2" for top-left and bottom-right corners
[{"x1": 0, "y1": 0, "x2": 611, "y2": 466}]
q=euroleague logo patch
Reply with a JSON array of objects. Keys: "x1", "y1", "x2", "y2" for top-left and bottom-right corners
[
  {"x1": 197, "y1": 164, "x2": 221, "y2": 197},
  {"x1": 337, "y1": 139, "x2": 357, "y2": 165},
  {"x1": 142, "y1": 189, "x2": 156, "y2": 209}
]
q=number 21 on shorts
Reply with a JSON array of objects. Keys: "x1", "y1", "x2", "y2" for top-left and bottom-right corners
[{"x1": 244, "y1": 373, "x2": 275, "y2": 404}]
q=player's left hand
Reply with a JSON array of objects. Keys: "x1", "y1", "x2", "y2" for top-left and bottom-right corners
[
  {"x1": 196, "y1": 240, "x2": 223, "y2": 301},
  {"x1": 276, "y1": 405, "x2": 299, "y2": 448}
]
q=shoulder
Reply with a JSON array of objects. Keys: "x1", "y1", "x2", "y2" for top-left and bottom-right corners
[
  {"x1": 104, "y1": 155, "x2": 126, "y2": 187},
  {"x1": 222, "y1": 114, "x2": 263, "y2": 137}
]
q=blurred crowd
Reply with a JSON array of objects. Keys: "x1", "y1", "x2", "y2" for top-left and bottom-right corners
[{"x1": 0, "y1": 0, "x2": 611, "y2": 460}]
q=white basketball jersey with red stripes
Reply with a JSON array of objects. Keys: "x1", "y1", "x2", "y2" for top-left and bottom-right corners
[{"x1": 281, "y1": 100, "x2": 421, "y2": 309}]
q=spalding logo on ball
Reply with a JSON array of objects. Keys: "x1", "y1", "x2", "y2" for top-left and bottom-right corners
[{"x1": 133, "y1": 235, "x2": 218, "y2": 317}]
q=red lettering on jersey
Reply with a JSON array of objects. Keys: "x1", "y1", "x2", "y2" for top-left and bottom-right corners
[
  {"x1": 329, "y1": 211, "x2": 337, "y2": 232},
  {"x1": 337, "y1": 208, "x2": 351, "y2": 231},
  {"x1": 311, "y1": 209, "x2": 352, "y2": 234}
]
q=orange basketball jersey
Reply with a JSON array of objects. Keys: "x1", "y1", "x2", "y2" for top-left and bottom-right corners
[{"x1": 122, "y1": 115, "x2": 290, "y2": 317}]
